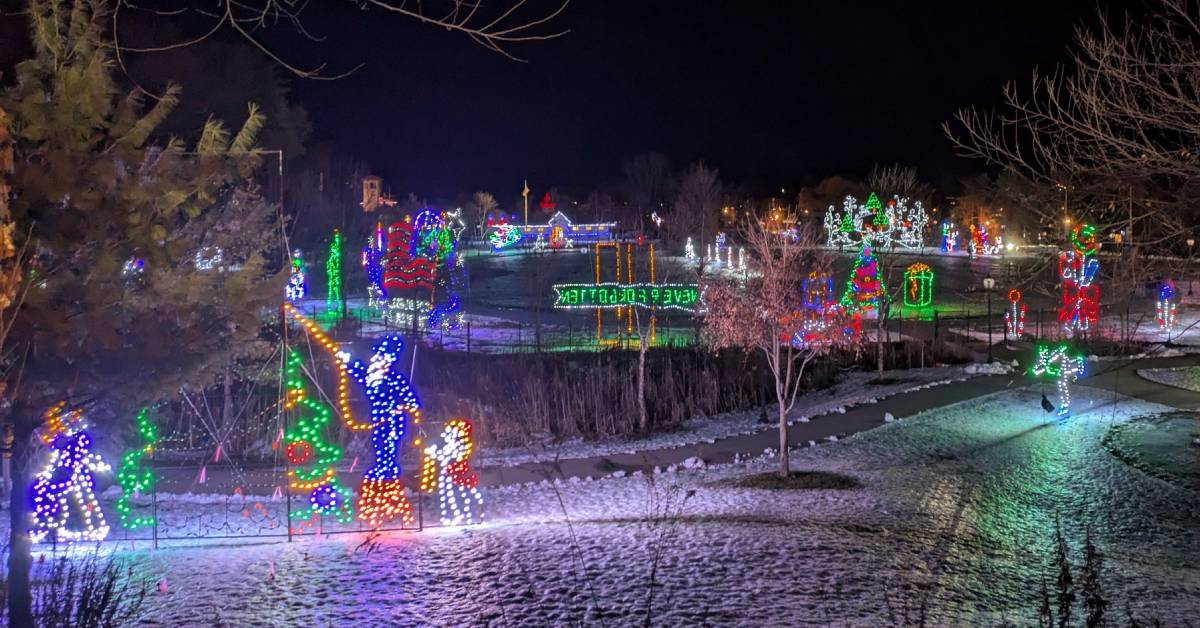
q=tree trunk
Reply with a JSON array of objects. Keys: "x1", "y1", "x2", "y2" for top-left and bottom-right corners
[
  {"x1": 637, "y1": 338, "x2": 648, "y2": 432},
  {"x1": 876, "y1": 302, "x2": 886, "y2": 377},
  {"x1": 776, "y1": 382, "x2": 789, "y2": 478},
  {"x1": 7, "y1": 402, "x2": 35, "y2": 626},
  {"x1": 221, "y1": 354, "x2": 233, "y2": 435}
]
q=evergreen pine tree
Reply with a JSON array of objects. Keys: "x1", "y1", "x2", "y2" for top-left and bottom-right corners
[{"x1": 1, "y1": 2, "x2": 283, "y2": 621}]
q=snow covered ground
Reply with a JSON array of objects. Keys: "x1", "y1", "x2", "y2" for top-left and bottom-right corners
[
  {"x1": 17, "y1": 384, "x2": 1198, "y2": 625},
  {"x1": 1138, "y1": 366, "x2": 1200, "y2": 392},
  {"x1": 477, "y1": 365, "x2": 981, "y2": 466}
]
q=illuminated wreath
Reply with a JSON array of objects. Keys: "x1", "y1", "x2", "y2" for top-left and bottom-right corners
[{"x1": 1069, "y1": 224, "x2": 1099, "y2": 255}]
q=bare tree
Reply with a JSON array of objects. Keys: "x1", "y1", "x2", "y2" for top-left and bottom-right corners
[
  {"x1": 868, "y1": 163, "x2": 932, "y2": 206},
  {"x1": 112, "y1": 0, "x2": 570, "y2": 78},
  {"x1": 623, "y1": 152, "x2": 672, "y2": 231},
  {"x1": 944, "y1": 0, "x2": 1200, "y2": 251},
  {"x1": 471, "y1": 190, "x2": 499, "y2": 240},
  {"x1": 865, "y1": 165, "x2": 930, "y2": 376},
  {"x1": 670, "y1": 162, "x2": 722, "y2": 246},
  {"x1": 704, "y1": 220, "x2": 859, "y2": 477}
]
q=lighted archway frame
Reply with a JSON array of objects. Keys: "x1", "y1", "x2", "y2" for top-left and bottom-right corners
[{"x1": 283, "y1": 302, "x2": 379, "y2": 432}]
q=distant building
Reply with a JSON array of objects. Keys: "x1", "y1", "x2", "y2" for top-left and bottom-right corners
[{"x1": 361, "y1": 175, "x2": 396, "y2": 212}]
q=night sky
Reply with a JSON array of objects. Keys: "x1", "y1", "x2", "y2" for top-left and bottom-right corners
[
  {"x1": 286, "y1": 0, "x2": 1131, "y2": 198},
  {"x1": 0, "y1": 1, "x2": 1138, "y2": 198}
]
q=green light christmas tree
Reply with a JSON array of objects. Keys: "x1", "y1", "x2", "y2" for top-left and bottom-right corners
[
  {"x1": 326, "y1": 230, "x2": 343, "y2": 314},
  {"x1": 114, "y1": 408, "x2": 158, "y2": 530},
  {"x1": 283, "y1": 349, "x2": 353, "y2": 524}
]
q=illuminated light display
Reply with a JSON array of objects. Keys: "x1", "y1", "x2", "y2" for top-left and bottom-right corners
[
  {"x1": 552, "y1": 282, "x2": 702, "y2": 312},
  {"x1": 1031, "y1": 343, "x2": 1086, "y2": 417},
  {"x1": 343, "y1": 335, "x2": 423, "y2": 527},
  {"x1": 383, "y1": 219, "x2": 436, "y2": 296},
  {"x1": 1005, "y1": 289, "x2": 1026, "y2": 338},
  {"x1": 122, "y1": 257, "x2": 145, "y2": 278},
  {"x1": 420, "y1": 419, "x2": 484, "y2": 526},
  {"x1": 509, "y1": 211, "x2": 615, "y2": 245},
  {"x1": 840, "y1": 242, "x2": 884, "y2": 313},
  {"x1": 1058, "y1": 223, "x2": 1100, "y2": 336},
  {"x1": 286, "y1": 252, "x2": 307, "y2": 303},
  {"x1": 651, "y1": 211, "x2": 664, "y2": 227},
  {"x1": 29, "y1": 402, "x2": 111, "y2": 543},
  {"x1": 803, "y1": 272, "x2": 833, "y2": 310},
  {"x1": 282, "y1": 303, "x2": 372, "y2": 432},
  {"x1": 941, "y1": 221, "x2": 959, "y2": 253},
  {"x1": 684, "y1": 237, "x2": 697, "y2": 262},
  {"x1": 903, "y1": 262, "x2": 934, "y2": 307},
  {"x1": 363, "y1": 224, "x2": 386, "y2": 308},
  {"x1": 326, "y1": 230, "x2": 343, "y2": 312},
  {"x1": 383, "y1": 298, "x2": 432, "y2": 328},
  {"x1": 414, "y1": 209, "x2": 466, "y2": 331},
  {"x1": 194, "y1": 246, "x2": 224, "y2": 271},
  {"x1": 412, "y1": 209, "x2": 452, "y2": 260},
  {"x1": 487, "y1": 223, "x2": 523, "y2": 250},
  {"x1": 1157, "y1": 280, "x2": 1177, "y2": 334},
  {"x1": 825, "y1": 193, "x2": 927, "y2": 249},
  {"x1": 283, "y1": 349, "x2": 353, "y2": 524},
  {"x1": 789, "y1": 304, "x2": 862, "y2": 350},
  {"x1": 969, "y1": 224, "x2": 1001, "y2": 256},
  {"x1": 114, "y1": 408, "x2": 157, "y2": 530}
]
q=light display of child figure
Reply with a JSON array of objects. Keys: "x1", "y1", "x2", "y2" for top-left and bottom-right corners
[
  {"x1": 29, "y1": 403, "x2": 111, "y2": 543},
  {"x1": 1031, "y1": 344, "x2": 1086, "y2": 418},
  {"x1": 420, "y1": 419, "x2": 484, "y2": 526},
  {"x1": 1058, "y1": 224, "x2": 1100, "y2": 336},
  {"x1": 342, "y1": 335, "x2": 422, "y2": 527}
]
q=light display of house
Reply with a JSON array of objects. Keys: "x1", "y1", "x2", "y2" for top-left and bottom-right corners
[{"x1": 514, "y1": 211, "x2": 617, "y2": 247}]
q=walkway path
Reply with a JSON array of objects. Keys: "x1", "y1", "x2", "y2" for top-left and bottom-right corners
[
  {"x1": 152, "y1": 353, "x2": 1200, "y2": 495},
  {"x1": 480, "y1": 372, "x2": 1021, "y2": 486},
  {"x1": 481, "y1": 352, "x2": 1200, "y2": 487}
]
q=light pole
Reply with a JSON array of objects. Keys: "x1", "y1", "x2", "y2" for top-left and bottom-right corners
[
  {"x1": 1188, "y1": 237, "x2": 1196, "y2": 296},
  {"x1": 983, "y1": 275, "x2": 996, "y2": 362}
]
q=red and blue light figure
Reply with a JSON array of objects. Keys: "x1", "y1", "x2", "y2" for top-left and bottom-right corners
[
  {"x1": 1157, "y1": 280, "x2": 1177, "y2": 334},
  {"x1": 29, "y1": 402, "x2": 111, "y2": 543},
  {"x1": 1058, "y1": 224, "x2": 1100, "y2": 336},
  {"x1": 1005, "y1": 289, "x2": 1026, "y2": 338},
  {"x1": 941, "y1": 221, "x2": 958, "y2": 253},
  {"x1": 343, "y1": 335, "x2": 422, "y2": 527}
]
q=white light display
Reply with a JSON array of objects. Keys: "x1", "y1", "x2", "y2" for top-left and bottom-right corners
[
  {"x1": 1031, "y1": 344, "x2": 1086, "y2": 418},
  {"x1": 824, "y1": 193, "x2": 927, "y2": 249}
]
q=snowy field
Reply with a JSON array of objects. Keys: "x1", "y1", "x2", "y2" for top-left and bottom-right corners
[{"x1": 19, "y1": 384, "x2": 1199, "y2": 626}]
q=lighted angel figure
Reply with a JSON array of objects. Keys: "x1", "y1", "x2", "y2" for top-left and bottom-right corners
[{"x1": 420, "y1": 419, "x2": 484, "y2": 526}]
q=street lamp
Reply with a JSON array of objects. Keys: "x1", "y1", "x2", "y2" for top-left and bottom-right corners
[
  {"x1": 1188, "y1": 238, "x2": 1196, "y2": 295},
  {"x1": 983, "y1": 275, "x2": 996, "y2": 362}
]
